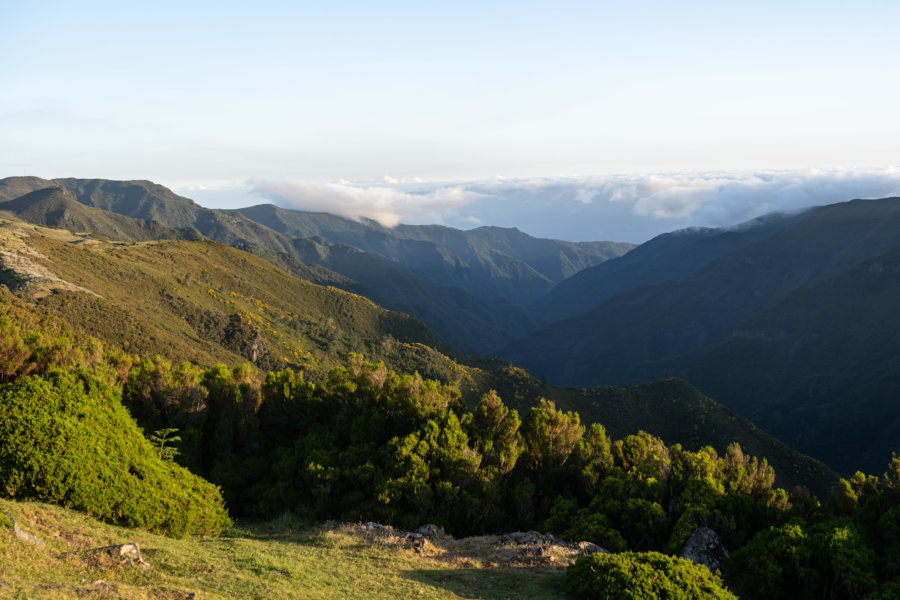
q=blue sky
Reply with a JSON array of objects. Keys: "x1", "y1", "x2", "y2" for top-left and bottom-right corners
[{"x1": 3, "y1": 1, "x2": 900, "y2": 241}]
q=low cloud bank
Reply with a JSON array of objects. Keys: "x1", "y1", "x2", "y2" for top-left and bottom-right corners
[
  {"x1": 248, "y1": 168, "x2": 900, "y2": 242},
  {"x1": 250, "y1": 180, "x2": 481, "y2": 228}
]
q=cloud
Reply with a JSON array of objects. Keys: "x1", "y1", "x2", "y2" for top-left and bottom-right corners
[
  {"x1": 236, "y1": 167, "x2": 900, "y2": 242},
  {"x1": 466, "y1": 167, "x2": 900, "y2": 233},
  {"x1": 250, "y1": 179, "x2": 483, "y2": 227}
]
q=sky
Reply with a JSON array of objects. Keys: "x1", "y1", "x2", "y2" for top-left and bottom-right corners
[{"x1": 3, "y1": 1, "x2": 900, "y2": 242}]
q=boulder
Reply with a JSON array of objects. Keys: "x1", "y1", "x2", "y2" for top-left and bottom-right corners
[{"x1": 679, "y1": 526, "x2": 729, "y2": 573}]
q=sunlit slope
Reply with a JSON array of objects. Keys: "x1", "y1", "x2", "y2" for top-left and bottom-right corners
[{"x1": 0, "y1": 218, "x2": 465, "y2": 381}]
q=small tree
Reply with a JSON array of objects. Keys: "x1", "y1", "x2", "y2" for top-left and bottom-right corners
[{"x1": 148, "y1": 427, "x2": 181, "y2": 461}]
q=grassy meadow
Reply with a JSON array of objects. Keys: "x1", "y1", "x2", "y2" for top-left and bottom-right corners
[{"x1": 0, "y1": 499, "x2": 567, "y2": 600}]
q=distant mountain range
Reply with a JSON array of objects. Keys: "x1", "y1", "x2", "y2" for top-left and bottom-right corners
[
  {"x1": 504, "y1": 196, "x2": 900, "y2": 474},
  {"x1": 0, "y1": 177, "x2": 631, "y2": 354},
  {"x1": 4, "y1": 174, "x2": 899, "y2": 480},
  {"x1": 0, "y1": 188, "x2": 834, "y2": 496}
]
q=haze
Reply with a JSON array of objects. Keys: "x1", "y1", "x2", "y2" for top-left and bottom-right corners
[{"x1": 3, "y1": 1, "x2": 899, "y2": 242}]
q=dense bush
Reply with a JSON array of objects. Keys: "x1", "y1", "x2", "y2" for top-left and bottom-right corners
[
  {"x1": 0, "y1": 368, "x2": 231, "y2": 536},
  {"x1": 566, "y1": 551, "x2": 737, "y2": 600},
  {"x1": 727, "y1": 454, "x2": 900, "y2": 600}
]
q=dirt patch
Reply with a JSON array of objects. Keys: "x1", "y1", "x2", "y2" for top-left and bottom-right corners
[{"x1": 0, "y1": 220, "x2": 101, "y2": 299}]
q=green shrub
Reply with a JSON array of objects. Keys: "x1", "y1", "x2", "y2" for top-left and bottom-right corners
[
  {"x1": 0, "y1": 368, "x2": 231, "y2": 536},
  {"x1": 566, "y1": 551, "x2": 736, "y2": 600}
]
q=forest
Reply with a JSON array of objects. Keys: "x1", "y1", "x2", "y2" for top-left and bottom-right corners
[{"x1": 2, "y1": 298, "x2": 899, "y2": 599}]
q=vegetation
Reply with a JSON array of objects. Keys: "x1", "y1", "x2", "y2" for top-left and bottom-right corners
[
  {"x1": 0, "y1": 216, "x2": 832, "y2": 495},
  {"x1": 0, "y1": 368, "x2": 230, "y2": 536},
  {"x1": 116, "y1": 353, "x2": 793, "y2": 557},
  {"x1": 566, "y1": 551, "x2": 736, "y2": 599},
  {"x1": 728, "y1": 455, "x2": 900, "y2": 599},
  {"x1": 0, "y1": 499, "x2": 565, "y2": 599},
  {"x1": 504, "y1": 197, "x2": 900, "y2": 477},
  {"x1": 6, "y1": 186, "x2": 900, "y2": 598}
]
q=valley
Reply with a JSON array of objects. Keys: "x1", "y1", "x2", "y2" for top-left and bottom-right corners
[{"x1": 2, "y1": 176, "x2": 900, "y2": 599}]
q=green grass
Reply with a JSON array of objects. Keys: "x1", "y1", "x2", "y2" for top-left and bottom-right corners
[{"x1": 0, "y1": 499, "x2": 567, "y2": 600}]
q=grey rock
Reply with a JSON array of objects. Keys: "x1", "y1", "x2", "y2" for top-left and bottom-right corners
[
  {"x1": 2, "y1": 511, "x2": 45, "y2": 547},
  {"x1": 575, "y1": 541, "x2": 608, "y2": 555},
  {"x1": 679, "y1": 527, "x2": 729, "y2": 573},
  {"x1": 415, "y1": 524, "x2": 445, "y2": 538},
  {"x1": 82, "y1": 543, "x2": 152, "y2": 570}
]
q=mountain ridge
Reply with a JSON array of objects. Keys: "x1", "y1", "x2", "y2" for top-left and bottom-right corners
[{"x1": 0, "y1": 176, "x2": 632, "y2": 353}]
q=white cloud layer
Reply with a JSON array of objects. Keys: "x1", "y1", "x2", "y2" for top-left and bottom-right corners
[
  {"x1": 462, "y1": 168, "x2": 900, "y2": 241},
  {"x1": 238, "y1": 168, "x2": 900, "y2": 242},
  {"x1": 250, "y1": 180, "x2": 483, "y2": 228}
]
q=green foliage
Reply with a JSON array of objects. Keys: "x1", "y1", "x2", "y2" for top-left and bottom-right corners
[
  {"x1": 0, "y1": 368, "x2": 231, "y2": 536},
  {"x1": 148, "y1": 427, "x2": 182, "y2": 461},
  {"x1": 728, "y1": 520, "x2": 876, "y2": 600},
  {"x1": 566, "y1": 551, "x2": 737, "y2": 600}
]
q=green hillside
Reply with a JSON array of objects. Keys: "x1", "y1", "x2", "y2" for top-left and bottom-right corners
[
  {"x1": 0, "y1": 215, "x2": 834, "y2": 495},
  {"x1": 0, "y1": 186, "x2": 202, "y2": 243},
  {"x1": 504, "y1": 198, "x2": 900, "y2": 478},
  {"x1": 676, "y1": 243, "x2": 900, "y2": 474},
  {"x1": 0, "y1": 176, "x2": 630, "y2": 354},
  {"x1": 0, "y1": 218, "x2": 465, "y2": 381}
]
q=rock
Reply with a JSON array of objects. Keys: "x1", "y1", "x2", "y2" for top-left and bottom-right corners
[
  {"x1": 679, "y1": 527, "x2": 729, "y2": 573},
  {"x1": 415, "y1": 524, "x2": 444, "y2": 538},
  {"x1": 499, "y1": 530, "x2": 549, "y2": 546},
  {"x1": 575, "y1": 541, "x2": 608, "y2": 555},
  {"x1": 2, "y1": 511, "x2": 45, "y2": 547},
  {"x1": 357, "y1": 522, "x2": 392, "y2": 534},
  {"x1": 82, "y1": 543, "x2": 152, "y2": 571}
]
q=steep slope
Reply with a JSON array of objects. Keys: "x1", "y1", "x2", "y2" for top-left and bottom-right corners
[
  {"x1": 506, "y1": 197, "x2": 900, "y2": 387},
  {"x1": 290, "y1": 237, "x2": 538, "y2": 355},
  {"x1": 0, "y1": 186, "x2": 202, "y2": 242},
  {"x1": 0, "y1": 218, "x2": 460, "y2": 379},
  {"x1": 0, "y1": 175, "x2": 56, "y2": 201},
  {"x1": 0, "y1": 216, "x2": 833, "y2": 494},
  {"x1": 671, "y1": 243, "x2": 900, "y2": 474},
  {"x1": 503, "y1": 197, "x2": 900, "y2": 475},
  {"x1": 236, "y1": 203, "x2": 631, "y2": 305},
  {"x1": 0, "y1": 178, "x2": 629, "y2": 353},
  {"x1": 529, "y1": 212, "x2": 802, "y2": 325}
]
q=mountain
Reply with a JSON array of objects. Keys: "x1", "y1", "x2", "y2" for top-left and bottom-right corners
[
  {"x1": 0, "y1": 177, "x2": 632, "y2": 354},
  {"x1": 235, "y1": 203, "x2": 632, "y2": 305},
  {"x1": 0, "y1": 214, "x2": 833, "y2": 494},
  {"x1": 503, "y1": 197, "x2": 900, "y2": 474},
  {"x1": 0, "y1": 217, "x2": 451, "y2": 376},
  {"x1": 528, "y1": 212, "x2": 802, "y2": 325},
  {"x1": 672, "y1": 242, "x2": 900, "y2": 474},
  {"x1": 0, "y1": 186, "x2": 202, "y2": 242},
  {"x1": 287, "y1": 236, "x2": 537, "y2": 354}
]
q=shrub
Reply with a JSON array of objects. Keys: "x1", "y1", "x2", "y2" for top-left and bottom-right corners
[
  {"x1": 566, "y1": 551, "x2": 736, "y2": 600},
  {"x1": 0, "y1": 368, "x2": 231, "y2": 536}
]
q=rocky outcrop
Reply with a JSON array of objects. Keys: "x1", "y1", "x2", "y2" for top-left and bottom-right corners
[
  {"x1": 333, "y1": 521, "x2": 607, "y2": 566},
  {"x1": 499, "y1": 530, "x2": 607, "y2": 559},
  {"x1": 679, "y1": 527, "x2": 729, "y2": 572}
]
